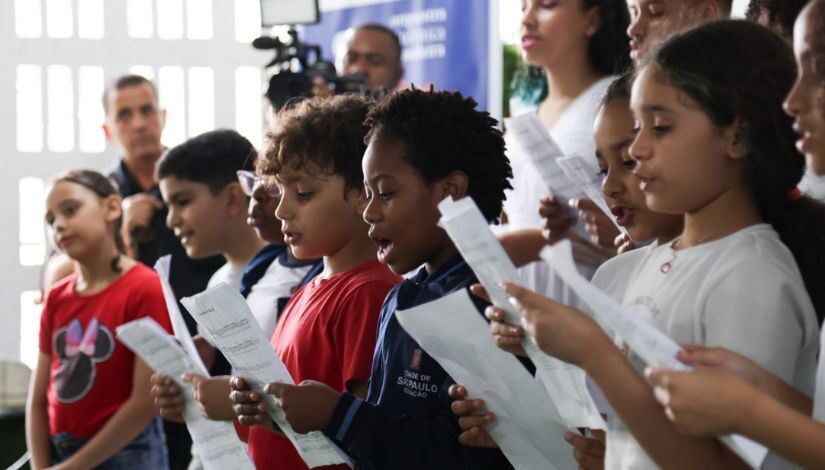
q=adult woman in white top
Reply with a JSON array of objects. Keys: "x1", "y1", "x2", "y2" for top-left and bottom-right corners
[{"x1": 500, "y1": 0, "x2": 630, "y2": 303}]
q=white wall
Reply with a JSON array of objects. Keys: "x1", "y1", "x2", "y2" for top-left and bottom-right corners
[{"x1": 1, "y1": 0, "x2": 271, "y2": 369}]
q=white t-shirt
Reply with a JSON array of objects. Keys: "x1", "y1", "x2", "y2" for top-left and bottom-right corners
[
  {"x1": 586, "y1": 244, "x2": 657, "y2": 415},
  {"x1": 813, "y1": 330, "x2": 825, "y2": 423},
  {"x1": 503, "y1": 76, "x2": 614, "y2": 307},
  {"x1": 605, "y1": 224, "x2": 819, "y2": 470},
  {"x1": 800, "y1": 170, "x2": 825, "y2": 202},
  {"x1": 246, "y1": 252, "x2": 313, "y2": 339},
  {"x1": 207, "y1": 262, "x2": 244, "y2": 290}
]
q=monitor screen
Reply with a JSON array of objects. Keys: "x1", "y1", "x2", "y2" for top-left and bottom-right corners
[{"x1": 260, "y1": 0, "x2": 320, "y2": 26}]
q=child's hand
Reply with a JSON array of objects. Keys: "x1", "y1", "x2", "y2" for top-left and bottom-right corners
[
  {"x1": 448, "y1": 384, "x2": 498, "y2": 448},
  {"x1": 150, "y1": 373, "x2": 185, "y2": 423},
  {"x1": 503, "y1": 282, "x2": 611, "y2": 368},
  {"x1": 645, "y1": 367, "x2": 756, "y2": 436},
  {"x1": 229, "y1": 377, "x2": 269, "y2": 427},
  {"x1": 614, "y1": 233, "x2": 636, "y2": 254},
  {"x1": 572, "y1": 199, "x2": 620, "y2": 250},
  {"x1": 538, "y1": 196, "x2": 577, "y2": 245},
  {"x1": 267, "y1": 380, "x2": 340, "y2": 434},
  {"x1": 675, "y1": 345, "x2": 766, "y2": 389},
  {"x1": 469, "y1": 284, "x2": 527, "y2": 357},
  {"x1": 192, "y1": 335, "x2": 217, "y2": 370},
  {"x1": 183, "y1": 374, "x2": 234, "y2": 421},
  {"x1": 565, "y1": 430, "x2": 605, "y2": 470},
  {"x1": 484, "y1": 306, "x2": 528, "y2": 357}
]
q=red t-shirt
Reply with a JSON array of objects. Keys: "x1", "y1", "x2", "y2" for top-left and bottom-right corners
[
  {"x1": 248, "y1": 259, "x2": 401, "y2": 469},
  {"x1": 38, "y1": 263, "x2": 172, "y2": 437}
]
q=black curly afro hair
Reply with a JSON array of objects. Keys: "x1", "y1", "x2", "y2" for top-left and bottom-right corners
[{"x1": 364, "y1": 87, "x2": 513, "y2": 224}]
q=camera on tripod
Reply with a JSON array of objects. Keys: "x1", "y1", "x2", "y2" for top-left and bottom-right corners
[{"x1": 255, "y1": 0, "x2": 366, "y2": 109}]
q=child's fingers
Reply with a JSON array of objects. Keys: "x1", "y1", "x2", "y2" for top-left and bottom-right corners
[
  {"x1": 470, "y1": 284, "x2": 491, "y2": 303},
  {"x1": 457, "y1": 413, "x2": 495, "y2": 431},
  {"x1": 447, "y1": 384, "x2": 467, "y2": 400},
  {"x1": 450, "y1": 398, "x2": 484, "y2": 417},
  {"x1": 229, "y1": 389, "x2": 260, "y2": 405},
  {"x1": 571, "y1": 198, "x2": 600, "y2": 213},
  {"x1": 154, "y1": 392, "x2": 183, "y2": 408},
  {"x1": 489, "y1": 319, "x2": 523, "y2": 338},
  {"x1": 565, "y1": 431, "x2": 606, "y2": 470},
  {"x1": 151, "y1": 380, "x2": 180, "y2": 399},
  {"x1": 230, "y1": 376, "x2": 249, "y2": 391},
  {"x1": 564, "y1": 431, "x2": 605, "y2": 455},
  {"x1": 484, "y1": 306, "x2": 507, "y2": 322},
  {"x1": 676, "y1": 346, "x2": 727, "y2": 368},
  {"x1": 233, "y1": 402, "x2": 267, "y2": 419},
  {"x1": 457, "y1": 426, "x2": 498, "y2": 448}
]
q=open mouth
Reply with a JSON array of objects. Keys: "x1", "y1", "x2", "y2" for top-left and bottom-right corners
[
  {"x1": 610, "y1": 205, "x2": 634, "y2": 227},
  {"x1": 370, "y1": 234, "x2": 394, "y2": 263}
]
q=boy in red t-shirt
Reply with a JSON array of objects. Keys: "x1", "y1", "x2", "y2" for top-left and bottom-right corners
[{"x1": 228, "y1": 95, "x2": 401, "y2": 469}]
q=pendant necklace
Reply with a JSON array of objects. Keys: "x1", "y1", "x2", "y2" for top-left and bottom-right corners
[{"x1": 660, "y1": 239, "x2": 680, "y2": 273}]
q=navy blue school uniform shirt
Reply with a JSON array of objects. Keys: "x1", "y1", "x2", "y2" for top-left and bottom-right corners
[{"x1": 323, "y1": 256, "x2": 513, "y2": 470}]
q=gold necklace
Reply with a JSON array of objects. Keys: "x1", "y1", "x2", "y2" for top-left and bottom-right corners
[{"x1": 660, "y1": 239, "x2": 681, "y2": 273}]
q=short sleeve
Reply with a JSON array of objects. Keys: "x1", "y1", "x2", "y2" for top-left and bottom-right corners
[
  {"x1": 130, "y1": 270, "x2": 173, "y2": 333},
  {"x1": 703, "y1": 261, "x2": 815, "y2": 385},
  {"x1": 38, "y1": 290, "x2": 56, "y2": 355},
  {"x1": 332, "y1": 280, "x2": 393, "y2": 387}
]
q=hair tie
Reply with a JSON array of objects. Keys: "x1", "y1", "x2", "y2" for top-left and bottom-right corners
[{"x1": 788, "y1": 187, "x2": 802, "y2": 201}]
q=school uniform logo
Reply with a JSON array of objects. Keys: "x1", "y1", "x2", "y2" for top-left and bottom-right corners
[
  {"x1": 53, "y1": 318, "x2": 114, "y2": 403},
  {"x1": 410, "y1": 348, "x2": 423, "y2": 370},
  {"x1": 397, "y1": 348, "x2": 438, "y2": 398}
]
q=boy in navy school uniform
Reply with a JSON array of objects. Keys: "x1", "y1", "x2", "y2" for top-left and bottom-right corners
[{"x1": 243, "y1": 88, "x2": 519, "y2": 469}]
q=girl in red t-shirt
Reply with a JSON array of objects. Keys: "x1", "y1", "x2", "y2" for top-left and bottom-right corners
[{"x1": 26, "y1": 170, "x2": 171, "y2": 469}]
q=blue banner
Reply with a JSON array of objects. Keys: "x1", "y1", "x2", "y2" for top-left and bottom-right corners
[{"x1": 300, "y1": 0, "x2": 492, "y2": 111}]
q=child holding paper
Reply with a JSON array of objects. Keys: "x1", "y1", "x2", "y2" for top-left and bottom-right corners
[
  {"x1": 451, "y1": 73, "x2": 684, "y2": 466},
  {"x1": 232, "y1": 88, "x2": 516, "y2": 469},
  {"x1": 26, "y1": 170, "x2": 172, "y2": 469},
  {"x1": 641, "y1": 4, "x2": 825, "y2": 467},
  {"x1": 497, "y1": 21, "x2": 823, "y2": 469},
  {"x1": 149, "y1": 130, "x2": 269, "y2": 424},
  {"x1": 228, "y1": 94, "x2": 401, "y2": 470},
  {"x1": 149, "y1": 132, "x2": 315, "y2": 453}
]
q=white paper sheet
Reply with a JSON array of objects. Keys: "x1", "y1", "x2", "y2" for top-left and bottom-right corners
[
  {"x1": 154, "y1": 255, "x2": 209, "y2": 375},
  {"x1": 540, "y1": 240, "x2": 769, "y2": 468},
  {"x1": 181, "y1": 284, "x2": 354, "y2": 469},
  {"x1": 396, "y1": 290, "x2": 577, "y2": 470},
  {"x1": 438, "y1": 196, "x2": 604, "y2": 430},
  {"x1": 505, "y1": 113, "x2": 584, "y2": 202},
  {"x1": 116, "y1": 318, "x2": 254, "y2": 470},
  {"x1": 556, "y1": 155, "x2": 628, "y2": 236}
]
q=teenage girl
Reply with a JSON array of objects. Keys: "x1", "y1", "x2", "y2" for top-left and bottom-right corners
[
  {"x1": 492, "y1": 20, "x2": 823, "y2": 468},
  {"x1": 644, "y1": 4, "x2": 825, "y2": 468},
  {"x1": 26, "y1": 170, "x2": 171, "y2": 469}
]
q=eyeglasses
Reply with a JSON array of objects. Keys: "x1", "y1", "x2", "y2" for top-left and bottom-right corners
[{"x1": 236, "y1": 170, "x2": 280, "y2": 198}]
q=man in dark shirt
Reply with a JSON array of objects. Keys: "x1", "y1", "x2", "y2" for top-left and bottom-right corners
[{"x1": 102, "y1": 74, "x2": 223, "y2": 470}]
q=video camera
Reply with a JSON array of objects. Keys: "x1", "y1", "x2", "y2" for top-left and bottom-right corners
[{"x1": 254, "y1": 0, "x2": 366, "y2": 109}]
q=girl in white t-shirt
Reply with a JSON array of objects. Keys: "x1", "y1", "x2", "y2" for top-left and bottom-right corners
[
  {"x1": 640, "y1": 4, "x2": 825, "y2": 468},
  {"x1": 450, "y1": 74, "x2": 683, "y2": 465},
  {"x1": 490, "y1": 20, "x2": 823, "y2": 469}
]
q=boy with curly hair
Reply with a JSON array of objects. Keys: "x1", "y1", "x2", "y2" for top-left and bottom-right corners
[
  {"x1": 229, "y1": 95, "x2": 402, "y2": 470},
  {"x1": 237, "y1": 88, "x2": 517, "y2": 469}
]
